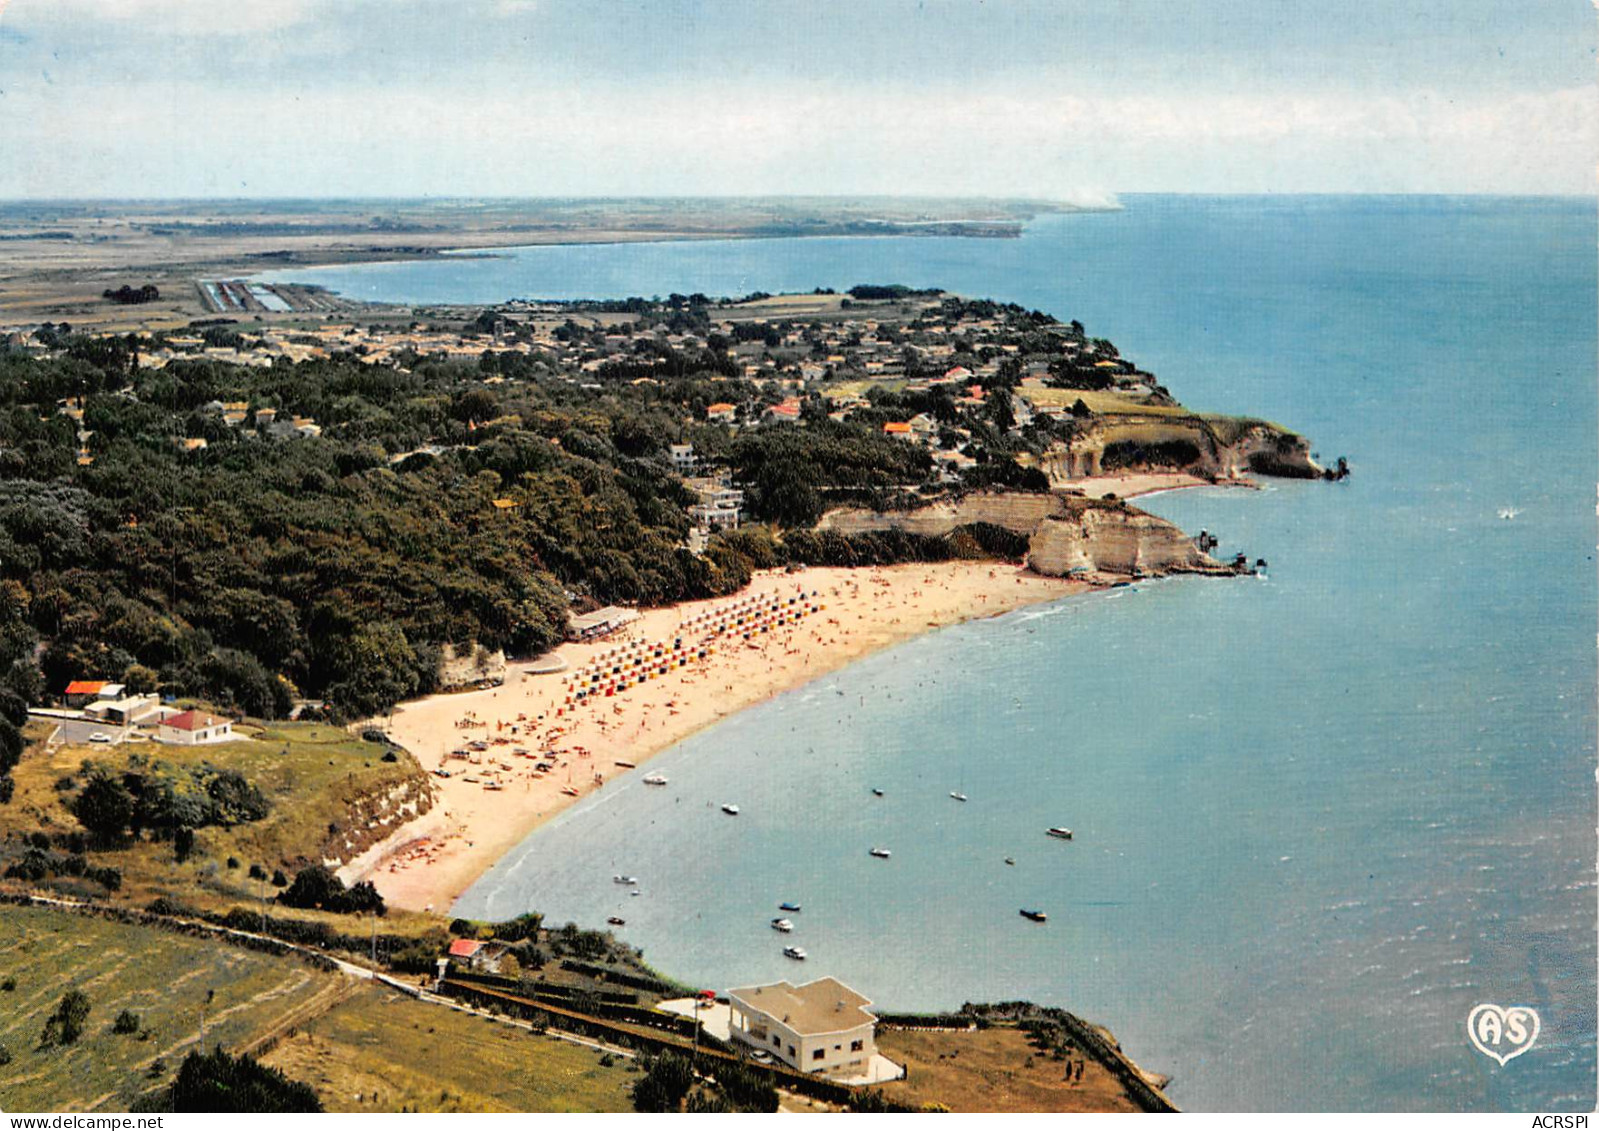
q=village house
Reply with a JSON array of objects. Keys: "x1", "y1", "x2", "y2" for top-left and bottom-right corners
[
  {"x1": 156, "y1": 710, "x2": 235, "y2": 745},
  {"x1": 706, "y1": 402, "x2": 737, "y2": 424},
  {"x1": 727, "y1": 977, "x2": 892, "y2": 1081},
  {"x1": 762, "y1": 400, "x2": 802, "y2": 425},
  {"x1": 882, "y1": 421, "x2": 912, "y2": 440},
  {"x1": 668, "y1": 443, "x2": 696, "y2": 474},
  {"x1": 445, "y1": 938, "x2": 510, "y2": 973},
  {"x1": 908, "y1": 413, "x2": 939, "y2": 442},
  {"x1": 687, "y1": 479, "x2": 744, "y2": 532}
]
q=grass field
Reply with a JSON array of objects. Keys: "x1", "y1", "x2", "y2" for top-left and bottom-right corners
[
  {"x1": 873, "y1": 1026, "x2": 1143, "y2": 1113},
  {"x1": 1017, "y1": 387, "x2": 1195, "y2": 417},
  {"x1": 260, "y1": 985, "x2": 635, "y2": 1112},
  {"x1": 0, "y1": 905, "x2": 344, "y2": 1113}
]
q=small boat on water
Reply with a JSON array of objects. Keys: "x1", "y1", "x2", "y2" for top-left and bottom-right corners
[
  {"x1": 1046, "y1": 827, "x2": 1074, "y2": 840},
  {"x1": 607, "y1": 916, "x2": 626, "y2": 926},
  {"x1": 642, "y1": 774, "x2": 668, "y2": 786},
  {"x1": 782, "y1": 946, "x2": 807, "y2": 960},
  {"x1": 950, "y1": 791, "x2": 968, "y2": 802},
  {"x1": 1004, "y1": 857, "x2": 1015, "y2": 866},
  {"x1": 722, "y1": 803, "x2": 741, "y2": 815},
  {"x1": 613, "y1": 875, "x2": 638, "y2": 885},
  {"x1": 1020, "y1": 909, "x2": 1048, "y2": 923},
  {"x1": 778, "y1": 901, "x2": 801, "y2": 912},
  {"x1": 770, "y1": 918, "x2": 794, "y2": 932},
  {"x1": 869, "y1": 847, "x2": 891, "y2": 859},
  {"x1": 871, "y1": 788, "x2": 884, "y2": 797}
]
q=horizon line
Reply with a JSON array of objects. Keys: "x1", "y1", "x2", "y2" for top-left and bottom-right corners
[{"x1": 0, "y1": 191, "x2": 1595, "y2": 205}]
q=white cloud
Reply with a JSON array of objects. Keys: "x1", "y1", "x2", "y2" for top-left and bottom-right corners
[
  {"x1": 19, "y1": 0, "x2": 318, "y2": 35},
  {"x1": 1, "y1": 72, "x2": 1592, "y2": 197}
]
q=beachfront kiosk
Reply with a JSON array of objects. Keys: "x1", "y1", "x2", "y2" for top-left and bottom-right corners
[{"x1": 727, "y1": 977, "x2": 881, "y2": 1080}]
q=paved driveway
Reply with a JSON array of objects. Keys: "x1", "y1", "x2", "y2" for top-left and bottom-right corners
[{"x1": 50, "y1": 718, "x2": 128, "y2": 746}]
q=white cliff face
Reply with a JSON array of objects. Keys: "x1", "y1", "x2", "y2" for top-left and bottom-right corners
[
  {"x1": 1026, "y1": 508, "x2": 1219, "y2": 577},
  {"x1": 817, "y1": 490, "x2": 1227, "y2": 578},
  {"x1": 438, "y1": 641, "x2": 508, "y2": 691},
  {"x1": 1037, "y1": 417, "x2": 1322, "y2": 485}
]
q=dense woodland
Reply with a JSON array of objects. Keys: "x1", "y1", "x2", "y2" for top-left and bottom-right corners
[{"x1": 0, "y1": 298, "x2": 1114, "y2": 723}]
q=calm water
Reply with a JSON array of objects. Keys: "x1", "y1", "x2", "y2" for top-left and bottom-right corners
[{"x1": 268, "y1": 197, "x2": 1597, "y2": 1111}]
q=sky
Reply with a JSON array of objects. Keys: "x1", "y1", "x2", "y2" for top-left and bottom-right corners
[{"x1": 0, "y1": 0, "x2": 1593, "y2": 198}]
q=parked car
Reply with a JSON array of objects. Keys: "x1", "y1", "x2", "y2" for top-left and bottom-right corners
[{"x1": 88, "y1": 732, "x2": 112, "y2": 744}]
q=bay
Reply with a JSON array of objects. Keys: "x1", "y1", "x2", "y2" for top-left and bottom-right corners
[{"x1": 264, "y1": 196, "x2": 1597, "y2": 1111}]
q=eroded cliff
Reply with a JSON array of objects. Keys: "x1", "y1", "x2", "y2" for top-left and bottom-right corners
[{"x1": 818, "y1": 490, "x2": 1232, "y2": 579}]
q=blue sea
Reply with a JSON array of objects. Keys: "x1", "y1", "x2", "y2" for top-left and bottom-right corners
[{"x1": 263, "y1": 197, "x2": 1597, "y2": 1111}]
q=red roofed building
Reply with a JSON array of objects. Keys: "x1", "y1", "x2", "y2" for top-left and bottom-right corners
[
  {"x1": 446, "y1": 937, "x2": 508, "y2": 973},
  {"x1": 943, "y1": 365, "x2": 973, "y2": 382},
  {"x1": 157, "y1": 710, "x2": 235, "y2": 745},
  {"x1": 706, "y1": 402, "x2": 737, "y2": 423},
  {"x1": 64, "y1": 680, "x2": 123, "y2": 707}
]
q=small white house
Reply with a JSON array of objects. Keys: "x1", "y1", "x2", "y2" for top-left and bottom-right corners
[{"x1": 157, "y1": 710, "x2": 235, "y2": 745}]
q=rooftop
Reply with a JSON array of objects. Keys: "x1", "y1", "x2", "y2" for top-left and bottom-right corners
[
  {"x1": 162, "y1": 710, "x2": 230, "y2": 732},
  {"x1": 727, "y1": 977, "x2": 876, "y2": 1034}
]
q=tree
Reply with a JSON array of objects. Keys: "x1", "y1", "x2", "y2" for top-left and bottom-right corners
[
  {"x1": 113, "y1": 1009, "x2": 141, "y2": 1034},
  {"x1": 168, "y1": 1049, "x2": 322, "y2": 1113},
  {"x1": 631, "y1": 1052, "x2": 697, "y2": 1112},
  {"x1": 41, "y1": 989, "x2": 91, "y2": 1046},
  {"x1": 277, "y1": 865, "x2": 385, "y2": 916},
  {"x1": 70, "y1": 768, "x2": 136, "y2": 844}
]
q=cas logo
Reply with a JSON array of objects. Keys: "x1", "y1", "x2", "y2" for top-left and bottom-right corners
[{"x1": 1467, "y1": 1003, "x2": 1540, "y2": 1065}]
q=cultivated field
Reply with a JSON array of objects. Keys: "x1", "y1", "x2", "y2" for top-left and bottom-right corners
[
  {"x1": 260, "y1": 984, "x2": 635, "y2": 1113},
  {"x1": 0, "y1": 905, "x2": 344, "y2": 1113}
]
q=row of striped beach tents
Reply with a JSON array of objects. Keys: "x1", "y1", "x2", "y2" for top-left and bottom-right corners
[{"x1": 553, "y1": 591, "x2": 825, "y2": 712}]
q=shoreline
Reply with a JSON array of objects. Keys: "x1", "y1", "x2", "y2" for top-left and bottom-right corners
[{"x1": 356, "y1": 560, "x2": 1099, "y2": 912}]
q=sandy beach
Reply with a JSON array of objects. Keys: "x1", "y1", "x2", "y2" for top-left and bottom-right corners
[{"x1": 356, "y1": 560, "x2": 1093, "y2": 911}]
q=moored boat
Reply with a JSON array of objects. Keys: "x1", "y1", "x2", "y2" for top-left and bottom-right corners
[
  {"x1": 642, "y1": 773, "x2": 668, "y2": 785},
  {"x1": 770, "y1": 918, "x2": 794, "y2": 932},
  {"x1": 1020, "y1": 909, "x2": 1048, "y2": 922},
  {"x1": 1046, "y1": 827, "x2": 1073, "y2": 840},
  {"x1": 871, "y1": 788, "x2": 884, "y2": 797},
  {"x1": 778, "y1": 901, "x2": 801, "y2": 912},
  {"x1": 782, "y1": 946, "x2": 807, "y2": 960},
  {"x1": 869, "y1": 847, "x2": 891, "y2": 858},
  {"x1": 613, "y1": 875, "x2": 638, "y2": 885},
  {"x1": 607, "y1": 916, "x2": 626, "y2": 926},
  {"x1": 722, "y1": 803, "x2": 740, "y2": 815},
  {"x1": 950, "y1": 791, "x2": 968, "y2": 802}
]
